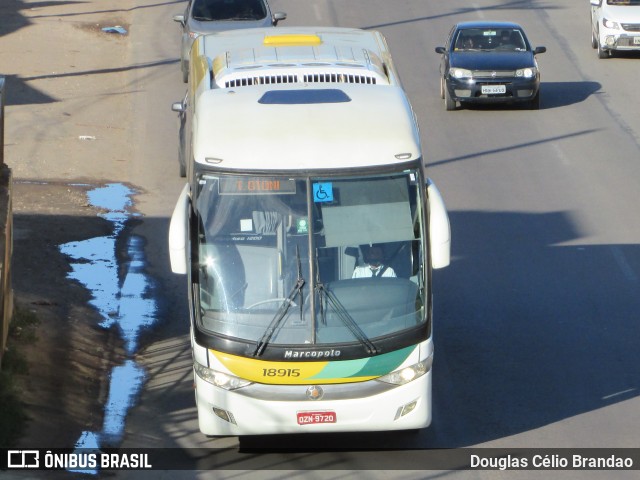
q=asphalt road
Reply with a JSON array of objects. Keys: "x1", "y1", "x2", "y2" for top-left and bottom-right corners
[{"x1": 86, "y1": 0, "x2": 640, "y2": 478}]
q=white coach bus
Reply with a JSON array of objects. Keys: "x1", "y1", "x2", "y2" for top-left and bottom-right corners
[{"x1": 169, "y1": 27, "x2": 451, "y2": 435}]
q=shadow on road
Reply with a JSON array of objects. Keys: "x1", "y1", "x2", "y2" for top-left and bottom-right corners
[
  {"x1": 537, "y1": 81, "x2": 602, "y2": 109},
  {"x1": 431, "y1": 210, "x2": 640, "y2": 447}
]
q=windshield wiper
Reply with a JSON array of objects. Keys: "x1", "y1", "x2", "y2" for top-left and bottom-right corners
[
  {"x1": 315, "y1": 282, "x2": 379, "y2": 355},
  {"x1": 253, "y1": 246, "x2": 305, "y2": 357}
]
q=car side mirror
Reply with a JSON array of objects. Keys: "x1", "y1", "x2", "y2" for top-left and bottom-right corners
[
  {"x1": 272, "y1": 12, "x2": 287, "y2": 26},
  {"x1": 590, "y1": 0, "x2": 601, "y2": 6},
  {"x1": 171, "y1": 101, "x2": 186, "y2": 114},
  {"x1": 534, "y1": 46, "x2": 547, "y2": 55},
  {"x1": 173, "y1": 14, "x2": 185, "y2": 26},
  {"x1": 435, "y1": 46, "x2": 446, "y2": 54}
]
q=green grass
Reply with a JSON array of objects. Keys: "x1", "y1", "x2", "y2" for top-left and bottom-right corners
[{"x1": 0, "y1": 305, "x2": 39, "y2": 447}]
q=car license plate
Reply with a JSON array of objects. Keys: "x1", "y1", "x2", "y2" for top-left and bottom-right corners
[
  {"x1": 481, "y1": 85, "x2": 506, "y2": 94},
  {"x1": 634, "y1": 37, "x2": 640, "y2": 45},
  {"x1": 297, "y1": 411, "x2": 336, "y2": 425}
]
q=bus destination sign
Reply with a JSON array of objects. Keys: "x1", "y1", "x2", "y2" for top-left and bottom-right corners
[{"x1": 219, "y1": 177, "x2": 297, "y2": 195}]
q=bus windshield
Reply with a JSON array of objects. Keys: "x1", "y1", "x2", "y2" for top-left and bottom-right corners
[{"x1": 193, "y1": 169, "x2": 426, "y2": 350}]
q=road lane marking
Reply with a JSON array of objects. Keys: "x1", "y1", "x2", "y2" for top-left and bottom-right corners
[{"x1": 602, "y1": 388, "x2": 636, "y2": 400}]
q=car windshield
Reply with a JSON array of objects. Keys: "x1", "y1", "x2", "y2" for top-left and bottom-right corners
[
  {"x1": 193, "y1": 171, "x2": 427, "y2": 349},
  {"x1": 191, "y1": 0, "x2": 267, "y2": 21},
  {"x1": 454, "y1": 28, "x2": 527, "y2": 52}
]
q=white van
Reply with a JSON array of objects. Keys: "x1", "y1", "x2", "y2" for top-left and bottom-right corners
[{"x1": 591, "y1": 0, "x2": 640, "y2": 58}]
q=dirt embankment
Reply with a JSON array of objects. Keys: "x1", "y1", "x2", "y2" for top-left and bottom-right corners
[{"x1": 1, "y1": 0, "x2": 136, "y2": 447}]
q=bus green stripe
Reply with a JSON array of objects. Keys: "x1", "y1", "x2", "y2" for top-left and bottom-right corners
[{"x1": 310, "y1": 346, "x2": 415, "y2": 380}]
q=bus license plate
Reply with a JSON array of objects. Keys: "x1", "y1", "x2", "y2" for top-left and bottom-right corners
[
  {"x1": 297, "y1": 411, "x2": 337, "y2": 425},
  {"x1": 481, "y1": 85, "x2": 506, "y2": 94}
]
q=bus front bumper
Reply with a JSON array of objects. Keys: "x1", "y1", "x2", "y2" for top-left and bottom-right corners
[{"x1": 194, "y1": 371, "x2": 432, "y2": 436}]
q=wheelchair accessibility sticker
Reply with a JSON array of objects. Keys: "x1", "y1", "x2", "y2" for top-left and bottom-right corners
[{"x1": 313, "y1": 183, "x2": 333, "y2": 203}]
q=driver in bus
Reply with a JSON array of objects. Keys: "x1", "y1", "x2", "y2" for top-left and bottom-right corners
[{"x1": 352, "y1": 245, "x2": 396, "y2": 278}]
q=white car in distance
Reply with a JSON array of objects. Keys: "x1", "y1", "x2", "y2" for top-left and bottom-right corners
[{"x1": 591, "y1": 0, "x2": 640, "y2": 58}]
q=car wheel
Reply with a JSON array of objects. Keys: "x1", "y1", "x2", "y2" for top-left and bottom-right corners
[
  {"x1": 597, "y1": 44, "x2": 609, "y2": 59},
  {"x1": 591, "y1": 27, "x2": 597, "y2": 49},
  {"x1": 529, "y1": 92, "x2": 540, "y2": 110},
  {"x1": 440, "y1": 77, "x2": 445, "y2": 99},
  {"x1": 444, "y1": 86, "x2": 456, "y2": 111},
  {"x1": 596, "y1": 31, "x2": 609, "y2": 58}
]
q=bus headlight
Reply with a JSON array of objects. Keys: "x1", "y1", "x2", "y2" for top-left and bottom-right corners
[
  {"x1": 194, "y1": 362, "x2": 252, "y2": 390},
  {"x1": 376, "y1": 358, "x2": 432, "y2": 386}
]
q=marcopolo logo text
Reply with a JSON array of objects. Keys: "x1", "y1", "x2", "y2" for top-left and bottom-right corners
[{"x1": 284, "y1": 349, "x2": 341, "y2": 359}]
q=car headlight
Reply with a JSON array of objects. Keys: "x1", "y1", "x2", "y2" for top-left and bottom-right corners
[
  {"x1": 194, "y1": 362, "x2": 252, "y2": 390},
  {"x1": 449, "y1": 68, "x2": 473, "y2": 79},
  {"x1": 516, "y1": 67, "x2": 537, "y2": 78},
  {"x1": 376, "y1": 358, "x2": 432, "y2": 386},
  {"x1": 603, "y1": 18, "x2": 620, "y2": 30}
]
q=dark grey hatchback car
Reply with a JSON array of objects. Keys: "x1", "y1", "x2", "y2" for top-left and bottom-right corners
[
  {"x1": 435, "y1": 21, "x2": 546, "y2": 110},
  {"x1": 174, "y1": 0, "x2": 286, "y2": 83}
]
